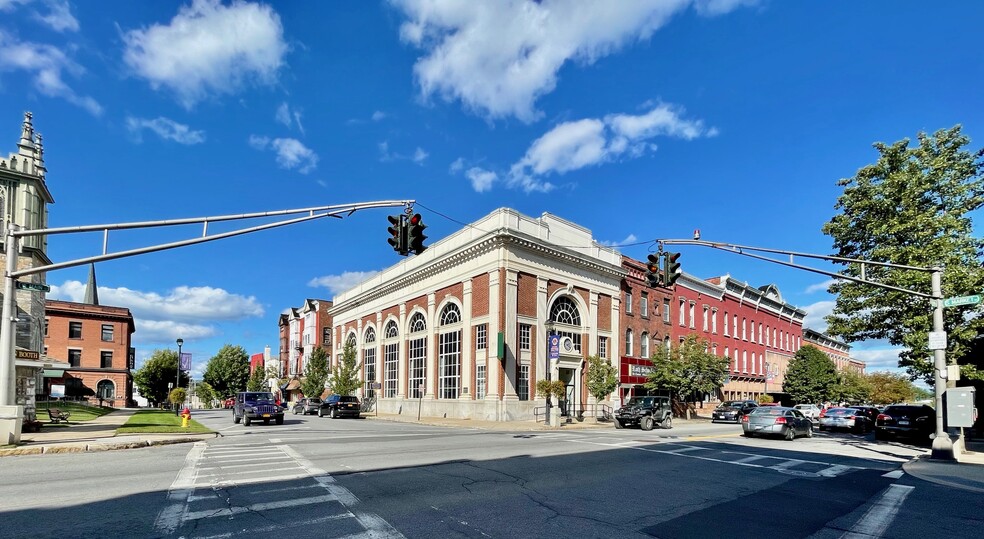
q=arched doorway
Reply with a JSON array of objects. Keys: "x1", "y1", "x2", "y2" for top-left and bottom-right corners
[
  {"x1": 548, "y1": 295, "x2": 584, "y2": 419},
  {"x1": 96, "y1": 380, "x2": 115, "y2": 404}
]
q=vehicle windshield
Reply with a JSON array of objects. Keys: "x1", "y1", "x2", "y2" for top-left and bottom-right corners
[
  {"x1": 795, "y1": 405, "x2": 815, "y2": 410},
  {"x1": 718, "y1": 401, "x2": 744, "y2": 408},
  {"x1": 751, "y1": 407, "x2": 783, "y2": 416},
  {"x1": 244, "y1": 392, "x2": 274, "y2": 402},
  {"x1": 339, "y1": 396, "x2": 360, "y2": 402},
  {"x1": 626, "y1": 397, "x2": 655, "y2": 407},
  {"x1": 826, "y1": 408, "x2": 853, "y2": 416}
]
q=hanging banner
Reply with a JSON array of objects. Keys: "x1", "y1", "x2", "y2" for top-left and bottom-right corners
[{"x1": 180, "y1": 352, "x2": 192, "y2": 371}]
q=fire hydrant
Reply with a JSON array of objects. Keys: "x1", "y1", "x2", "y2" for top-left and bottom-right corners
[{"x1": 180, "y1": 407, "x2": 191, "y2": 428}]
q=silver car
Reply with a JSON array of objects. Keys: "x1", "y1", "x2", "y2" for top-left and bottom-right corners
[
  {"x1": 794, "y1": 404, "x2": 821, "y2": 422},
  {"x1": 742, "y1": 406, "x2": 813, "y2": 440},
  {"x1": 818, "y1": 407, "x2": 870, "y2": 433}
]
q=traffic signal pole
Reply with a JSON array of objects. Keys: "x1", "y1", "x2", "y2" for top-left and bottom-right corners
[
  {"x1": 0, "y1": 199, "x2": 413, "y2": 444},
  {"x1": 658, "y1": 238, "x2": 955, "y2": 460}
]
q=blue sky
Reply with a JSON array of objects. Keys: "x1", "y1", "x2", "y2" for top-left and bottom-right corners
[{"x1": 2, "y1": 0, "x2": 981, "y2": 379}]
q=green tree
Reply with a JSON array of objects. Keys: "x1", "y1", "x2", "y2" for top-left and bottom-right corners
[
  {"x1": 585, "y1": 355, "x2": 619, "y2": 403},
  {"x1": 133, "y1": 349, "x2": 188, "y2": 405},
  {"x1": 301, "y1": 346, "x2": 330, "y2": 398},
  {"x1": 194, "y1": 381, "x2": 217, "y2": 409},
  {"x1": 202, "y1": 345, "x2": 251, "y2": 397},
  {"x1": 829, "y1": 369, "x2": 872, "y2": 404},
  {"x1": 867, "y1": 371, "x2": 917, "y2": 404},
  {"x1": 246, "y1": 363, "x2": 266, "y2": 391},
  {"x1": 822, "y1": 126, "x2": 984, "y2": 384},
  {"x1": 328, "y1": 341, "x2": 362, "y2": 396},
  {"x1": 645, "y1": 334, "x2": 729, "y2": 419},
  {"x1": 783, "y1": 345, "x2": 838, "y2": 404},
  {"x1": 168, "y1": 387, "x2": 187, "y2": 407}
]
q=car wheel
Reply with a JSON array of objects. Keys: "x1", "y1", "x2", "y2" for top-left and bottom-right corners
[
  {"x1": 293, "y1": 408, "x2": 298, "y2": 415},
  {"x1": 662, "y1": 416, "x2": 672, "y2": 429},
  {"x1": 275, "y1": 416, "x2": 284, "y2": 425},
  {"x1": 640, "y1": 416, "x2": 654, "y2": 431},
  {"x1": 805, "y1": 426, "x2": 813, "y2": 438},
  {"x1": 233, "y1": 412, "x2": 241, "y2": 424},
  {"x1": 330, "y1": 408, "x2": 338, "y2": 419},
  {"x1": 243, "y1": 416, "x2": 251, "y2": 426},
  {"x1": 318, "y1": 408, "x2": 325, "y2": 417},
  {"x1": 614, "y1": 419, "x2": 624, "y2": 429},
  {"x1": 784, "y1": 427, "x2": 795, "y2": 441}
]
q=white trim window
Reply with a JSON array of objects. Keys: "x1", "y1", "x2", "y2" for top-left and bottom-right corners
[
  {"x1": 476, "y1": 324, "x2": 487, "y2": 350},
  {"x1": 476, "y1": 364, "x2": 487, "y2": 400},
  {"x1": 438, "y1": 304, "x2": 461, "y2": 400},
  {"x1": 517, "y1": 365, "x2": 529, "y2": 401},
  {"x1": 363, "y1": 327, "x2": 376, "y2": 398},
  {"x1": 408, "y1": 313, "x2": 427, "y2": 398},
  {"x1": 640, "y1": 332, "x2": 650, "y2": 358},
  {"x1": 519, "y1": 323, "x2": 531, "y2": 351}
]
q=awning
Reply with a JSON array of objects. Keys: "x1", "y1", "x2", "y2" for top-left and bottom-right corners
[
  {"x1": 285, "y1": 379, "x2": 301, "y2": 390},
  {"x1": 42, "y1": 369, "x2": 65, "y2": 377}
]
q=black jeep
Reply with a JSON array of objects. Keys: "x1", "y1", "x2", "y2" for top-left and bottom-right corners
[
  {"x1": 233, "y1": 391, "x2": 284, "y2": 426},
  {"x1": 614, "y1": 396, "x2": 673, "y2": 430}
]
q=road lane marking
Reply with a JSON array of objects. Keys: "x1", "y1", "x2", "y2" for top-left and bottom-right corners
[
  {"x1": 192, "y1": 514, "x2": 353, "y2": 539},
  {"x1": 840, "y1": 484, "x2": 914, "y2": 539},
  {"x1": 881, "y1": 470, "x2": 904, "y2": 479},
  {"x1": 154, "y1": 441, "x2": 206, "y2": 534},
  {"x1": 183, "y1": 494, "x2": 339, "y2": 521}
]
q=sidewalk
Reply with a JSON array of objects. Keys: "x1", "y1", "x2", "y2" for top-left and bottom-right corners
[
  {"x1": 902, "y1": 438, "x2": 984, "y2": 493},
  {"x1": 0, "y1": 408, "x2": 217, "y2": 457}
]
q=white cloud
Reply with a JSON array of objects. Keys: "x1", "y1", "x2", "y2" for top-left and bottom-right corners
[
  {"x1": 694, "y1": 0, "x2": 760, "y2": 17},
  {"x1": 371, "y1": 110, "x2": 386, "y2": 121},
  {"x1": 850, "y1": 348, "x2": 904, "y2": 372},
  {"x1": 392, "y1": 0, "x2": 751, "y2": 122},
  {"x1": 466, "y1": 167, "x2": 497, "y2": 193},
  {"x1": 308, "y1": 271, "x2": 379, "y2": 295},
  {"x1": 412, "y1": 147, "x2": 429, "y2": 164},
  {"x1": 126, "y1": 116, "x2": 205, "y2": 144},
  {"x1": 506, "y1": 103, "x2": 713, "y2": 192},
  {"x1": 802, "y1": 300, "x2": 835, "y2": 332},
  {"x1": 249, "y1": 135, "x2": 318, "y2": 174},
  {"x1": 122, "y1": 0, "x2": 287, "y2": 108},
  {"x1": 600, "y1": 234, "x2": 638, "y2": 247},
  {"x1": 805, "y1": 279, "x2": 837, "y2": 294},
  {"x1": 0, "y1": 30, "x2": 102, "y2": 115},
  {"x1": 275, "y1": 102, "x2": 305, "y2": 134},
  {"x1": 48, "y1": 280, "x2": 263, "y2": 345},
  {"x1": 34, "y1": 0, "x2": 79, "y2": 32},
  {"x1": 448, "y1": 157, "x2": 465, "y2": 174},
  {"x1": 378, "y1": 141, "x2": 428, "y2": 166}
]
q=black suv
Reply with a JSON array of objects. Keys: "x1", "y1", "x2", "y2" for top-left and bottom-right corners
[
  {"x1": 233, "y1": 391, "x2": 284, "y2": 426},
  {"x1": 614, "y1": 396, "x2": 672, "y2": 430},
  {"x1": 875, "y1": 404, "x2": 934, "y2": 442},
  {"x1": 319, "y1": 395, "x2": 362, "y2": 418},
  {"x1": 712, "y1": 400, "x2": 758, "y2": 423}
]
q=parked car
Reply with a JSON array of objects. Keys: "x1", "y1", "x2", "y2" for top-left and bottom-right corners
[
  {"x1": 818, "y1": 407, "x2": 871, "y2": 433},
  {"x1": 319, "y1": 395, "x2": 362, "y2": 418},
  {"x1": 233, "y1": 391, "x2": 284, "y2": 426},
  {"x1": 712, "y1": 400, "x2": 758, "y2": 423},
  {"x1": 875, "y1": 404, "x2": 935, "y2": 442},
  {"x1": 613, "y1": 396, "x2": 673, "y2": 430},
  {"x1": 794, "y1": 404, "x2": 822, "y2": 422},
  {"x1": 849, "y1": 406, "x2": 881, "y2": 425},
  {"x1": 223, "y1": 397, "x2": 235, "y2": 409},
  {"x1": 291, "y1": 398, "x2": 322, "y2": 415},
  {"x1": 741, "y1": 406, "x2": 813, "y2": 440}
]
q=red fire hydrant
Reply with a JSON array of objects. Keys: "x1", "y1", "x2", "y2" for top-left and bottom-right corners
[{"x1": 181, "y1": 407, "x2": 191, "y2": 428}]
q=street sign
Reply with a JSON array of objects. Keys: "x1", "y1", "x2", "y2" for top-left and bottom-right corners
[
  {"x1": 928, "y1": 331, "x2": 947, "y2": 351},
  {"x1": 942, "y1": 295, "x2": 981, "y2": 308},
  {"x1": 15, "y1": 281, "x2": 50, "y2": 292}
]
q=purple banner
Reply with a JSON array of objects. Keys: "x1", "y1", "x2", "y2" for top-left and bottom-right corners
[{"x1": 180, "y1": 352, "x2": 192, "y2": 371}]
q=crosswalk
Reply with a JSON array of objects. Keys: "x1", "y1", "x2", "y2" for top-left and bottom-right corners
[
  {"x1": 533, "y1": 433, "x2": 877, "y2": 478},
  {"x1": 155, "y1": 441, "x2": 404, "y2": 538}
]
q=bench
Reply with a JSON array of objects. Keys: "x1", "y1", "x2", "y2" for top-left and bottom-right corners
[{"x1": 47, "y1": 408, "x2": 71, "y2": 423}]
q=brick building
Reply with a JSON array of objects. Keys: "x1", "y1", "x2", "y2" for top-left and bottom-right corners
[
  {"x1": 328, "y1": 208, "x2": 623, "y2": 421},
  {"x1": 803, "y1": 328, "x2": 864, "y2": 374},
  {"x1": 616, "y1": 255, "x2": 675, "y2": 406},
  {"x1": 278, "y1": 299, "x2": 332, "y2": 401},
  {"x1": 44, "y1": 291, "x2": 136, "y2": 407}
]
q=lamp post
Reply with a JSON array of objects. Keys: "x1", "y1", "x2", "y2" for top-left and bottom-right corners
[{"x1": 175, "y1": 338, "x2": 183, "y2": 414}]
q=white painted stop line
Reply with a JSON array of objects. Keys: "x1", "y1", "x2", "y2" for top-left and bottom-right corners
[{"x1": 841, "y1": 483, "x2": 914, "y2": 539}]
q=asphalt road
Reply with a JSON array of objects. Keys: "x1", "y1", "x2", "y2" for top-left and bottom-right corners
[{"x1": 0, "y1": 409, "x2": 979, "y2": 539}]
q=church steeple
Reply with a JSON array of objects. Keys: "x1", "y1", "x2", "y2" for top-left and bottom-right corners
[
  {"x1": 84, "y1": 263, "x2": 99, "y2": 305},
  {"x1": 17, "y1": 111, "x2": 35, "y2": 159}
]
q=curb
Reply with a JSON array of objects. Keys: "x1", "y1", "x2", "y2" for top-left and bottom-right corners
[
  {"x1": 0, "y1": 432, "x2": 219, "y2": 458},
  {"x1": 902, "y1": 455, "x2": 984, "y2": 494}
]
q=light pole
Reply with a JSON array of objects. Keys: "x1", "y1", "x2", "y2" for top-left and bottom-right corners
[{"x1": 175, "y1": 338, "x2": 183, "y2": 414}]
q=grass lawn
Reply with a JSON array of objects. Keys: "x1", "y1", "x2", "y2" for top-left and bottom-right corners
[
  {"x1": 117, "y1": 410, "x2": 212, "y2": 434},
  {"x1": 38, "y1": 401, "x2": 114, "y2": 423}
]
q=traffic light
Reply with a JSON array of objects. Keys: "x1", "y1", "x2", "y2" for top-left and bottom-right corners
[
  {"x1": 407, "y1": 213, "x2": 427, "y2": 255},
  {"x1": 663, "y1": 251, "x2": 682, "y2": 286},
  {"x1": 645, "y1": 253, "x2": 661, "y2": 287},
  {"x1": 387, "y1": 214, "x2": 407, "y2": 255}
]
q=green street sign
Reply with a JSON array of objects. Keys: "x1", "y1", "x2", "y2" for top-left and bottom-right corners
[
  {"x1": 15, "y1": 281, "x2": 50, "y2": 292},
  {"x1": 942, "y1": 295, "x2": 981, "y2": 308}
]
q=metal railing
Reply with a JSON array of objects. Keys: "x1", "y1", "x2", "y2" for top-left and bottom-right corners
[{"x1": 533, "y1": 403, "x2": 613, "y2": 423}]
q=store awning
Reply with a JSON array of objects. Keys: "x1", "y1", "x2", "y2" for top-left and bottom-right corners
[
  {"x1": 285, "y1": 379, "x2": 301, "y2": 390},
  {"x1": 42, "y1": 369, "x2": 65, "y2": 378}
]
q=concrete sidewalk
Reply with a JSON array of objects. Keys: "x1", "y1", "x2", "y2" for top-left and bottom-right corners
[{"x1": 0, "y1": 408, "x2": 216, "y2": 457}]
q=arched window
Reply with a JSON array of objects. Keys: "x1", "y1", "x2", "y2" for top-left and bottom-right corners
[
  {"x1": 549, "y1": 296, "x2": 582, "y2": 352},
  {"x1": 96, "y1": 380, "x2": 114, "y2": 400},
  {"x1": 438, "y1": 304, "x2": 461, "y2": 399},
  {"x1": 408, "y1": 312, "x2": 427, "y2": 397},
  {"x1": 383, "y1": 320, "x2": 399, "y2": 397},
  {"x1": 363, "y1": 327, "x2": 376, "y2": 398},
  {"x1": 640, "y1": 331, "x2": 650, "y2": 358}
]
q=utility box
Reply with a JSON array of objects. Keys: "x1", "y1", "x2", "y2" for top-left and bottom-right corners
[{"x1": 945, "y1": 387, "x2": 976, "y2": 428}]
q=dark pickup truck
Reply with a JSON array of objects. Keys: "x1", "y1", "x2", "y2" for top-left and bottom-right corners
[{"x1": 233, "y1": 391, "x2": 284, "y2": 426}]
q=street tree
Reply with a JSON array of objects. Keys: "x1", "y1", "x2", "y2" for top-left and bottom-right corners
[
  {"x1": 194, "y1": 381, "x2": 218, "y2": 409},
  {"x1": 822, "y1": 125, "x2": 984, "y2": 383},
  {"x1": 246, "y1": 363, "x2": 266, "y2": 391},
  {"x1": 169, "y1": 388, "x2": 187, "y2": 408},
  {"x1": 133, "y1": 349, "x2": 188, "y2": 405},
  {"x1": 646, "y1": 334, "x2": 729, "y2": 419},
  {"x1": 783, "y1": 345, "x2": 838, "y2": 404},
  {"x1": 586, "y1": 355, "x2": 619, "y2": 404},
  {"x1": 829, "y1": 369, "x2": 871, "y2": 404},
  {"x1": 301, "y1": 346, "x2": 330, "y2": 398},
  {"x1": 202, "y1": 345, "x2": 251, "y2": 397},
  {"x1": 867, "y1": 371, "x2": 917, "y2": 404},
  {"x1": 329, "y1": 340, "x2": 362, "y2": 396}
]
